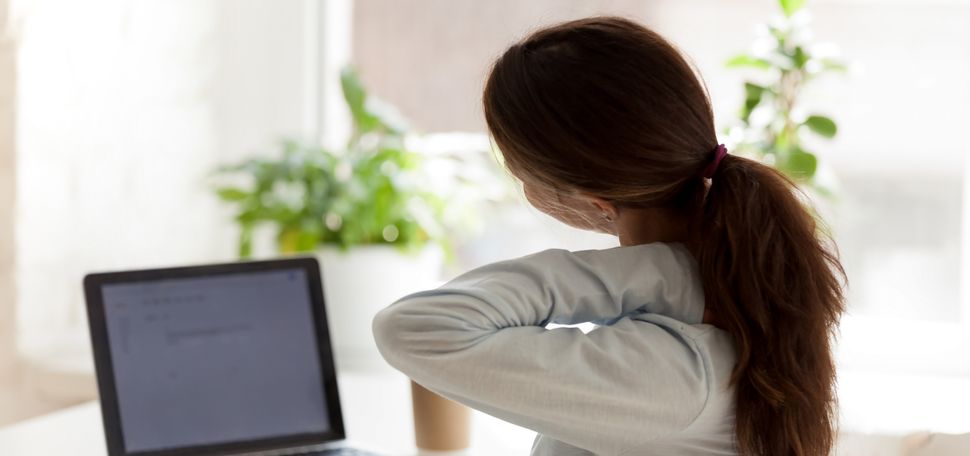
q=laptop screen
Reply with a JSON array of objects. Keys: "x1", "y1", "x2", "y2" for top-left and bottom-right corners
[{"x1": 98, "y1": 267, "x2": 332, "y2": 453}]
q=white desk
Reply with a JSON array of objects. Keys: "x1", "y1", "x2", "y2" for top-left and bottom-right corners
[{"x1": 0, "y1": 370, "x2": 537, "y2": 455}]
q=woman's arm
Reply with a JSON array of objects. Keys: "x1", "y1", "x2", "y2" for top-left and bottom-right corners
[{"x1": 372, "y1": 243, "x2": 711, "y2": 454}]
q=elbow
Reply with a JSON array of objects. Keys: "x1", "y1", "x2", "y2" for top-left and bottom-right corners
[
  {"x1": 372, "y1": 303, "x2": 437, "y2": 373},
  {"x1": 372, "y1": 299, "x2": 487, "y2": 372},
  {"x1": 372, "y1": 305, "x2": 409, "y2": 369},
  {"x1": 372, "y1": 295, "x2": 493, "y2": 377}
]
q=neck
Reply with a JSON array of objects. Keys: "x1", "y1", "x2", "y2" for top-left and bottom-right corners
[
  {"x1": 615, "y1": 206, "x2": 690, "y2": 247},
  {"x1": 616, "y1": 206, "x2": 716, "y2": 325}
]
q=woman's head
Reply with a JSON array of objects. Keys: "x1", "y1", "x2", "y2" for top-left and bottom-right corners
[
  {"x1": 483, "y1": 17, "x2": 715, "y2": 228},
  {"x1": 484, "y1": 16, "x2": 846, "y2": 456}
]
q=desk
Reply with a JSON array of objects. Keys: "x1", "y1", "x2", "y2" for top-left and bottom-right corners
[{"x1": 0, "y1": 370, "x2": 537, "y2": 455}]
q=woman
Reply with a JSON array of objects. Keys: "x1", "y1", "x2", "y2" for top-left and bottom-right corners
[{"x1": 373, "y1": 16, "x2": 845, "y2": 456}]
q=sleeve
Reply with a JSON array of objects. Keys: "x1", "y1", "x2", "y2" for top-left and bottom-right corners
[{"x1": 371, "y1": 243, "x2": 711, "y2": 454}]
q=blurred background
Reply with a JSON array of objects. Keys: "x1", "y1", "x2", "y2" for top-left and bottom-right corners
[{"x1": 0, "y1": 0, "x2": 968, "y2": 454}]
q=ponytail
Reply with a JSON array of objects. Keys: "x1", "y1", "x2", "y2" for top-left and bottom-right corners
[{"x1": 692, "y1": 154, "x2": 846, "y2": 455}]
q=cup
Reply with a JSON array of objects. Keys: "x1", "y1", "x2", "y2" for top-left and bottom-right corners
[{"x1": 411, "y1": 380, "x2": 471, "y2": 451}]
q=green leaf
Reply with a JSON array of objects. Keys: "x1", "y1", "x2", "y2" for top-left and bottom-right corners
[
  {"x1": 341, "y1": 66, "x2": 410, "y2": 137},
  {"x1": 779, "y1": 0, "x2": 805, "y2": 16},
  {"x1": 238, "y1": 223, "x2": 254, "y2": 259},
  {"x1": 726, "y1": 54, "x2": 772, "y2": 70},
  {"x1": 742, "y1": 83, "x2": 767, "y2": 122},
  {"x1": 803, "y1": 115, "x2": 838, "y2": 138},
  {"x1": 216, "y1": 187, "x2": 250, "y2": 202},
  {"x1": 821, "y1": 59, "x2": 849, "y2": 73},
  {"x1": 340, "y1": 66, "x2": 366, "y2": 117},
  {"x1": 341, "y1": 66, "x2": 381, "y2": 134},
  {"x1": 792, "y1": 46, "x2": 808, "y2": 69},
  {"x1": 776, "y1": 128, "x2": 793, "y2": 153},
  {"x1": 293, "y1": 221, "x2": 322, "y2": 252},
  {"x1": 364, "y1": 98, "x2": 410, "y2": 135},
  {"x1": 784, "y1": 148, "x2": 818, "y2": 179}
]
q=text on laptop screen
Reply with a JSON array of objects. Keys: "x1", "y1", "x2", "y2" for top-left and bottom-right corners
[{"x1": 100, "y1": 269, "x2": 331, "y2": 453}]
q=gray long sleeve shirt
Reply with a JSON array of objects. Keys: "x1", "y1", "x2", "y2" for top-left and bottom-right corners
[{"x1": 372, "y1": 242, "x2": 739, "y2": 455}]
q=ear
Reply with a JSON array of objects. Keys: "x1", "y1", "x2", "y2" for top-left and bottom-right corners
[{"x1": 578, "y1": 194, "x2": 618, "y2": 220}]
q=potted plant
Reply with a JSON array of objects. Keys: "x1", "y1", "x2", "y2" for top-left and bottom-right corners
[
  {"x1": 724, "y1": 0, "x2": 847, "y2": 197},
  {"x1": 212, "y1": 66, "x2": 499, "y2": 451},
  {"x1": 212, "y1": 67, "x2": 455, "y2": 371}
]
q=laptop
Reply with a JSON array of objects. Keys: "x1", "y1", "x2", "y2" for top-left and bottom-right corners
[{"x1": 84, "y1": 257, "x2": 385, "y2": 456}]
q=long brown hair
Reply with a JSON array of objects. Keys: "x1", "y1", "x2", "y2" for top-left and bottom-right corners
[{"x1": 483, "y1": 16, "x2": 846, "y2": 455}]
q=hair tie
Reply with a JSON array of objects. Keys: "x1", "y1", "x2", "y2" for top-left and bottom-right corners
[{"x1": 701, "y1": 144, "x2": 728, "y2": 179}]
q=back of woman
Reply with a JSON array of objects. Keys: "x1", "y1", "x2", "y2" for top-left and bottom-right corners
[{"x1": 373, "y1": 16, "x2": 846, "y2": 456}]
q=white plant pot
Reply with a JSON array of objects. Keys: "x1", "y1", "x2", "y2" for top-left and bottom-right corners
[{"x1": 316, "y1": 244, "x2": 443, "y2": 372}]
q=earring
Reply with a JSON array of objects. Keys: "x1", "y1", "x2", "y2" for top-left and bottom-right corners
[{"x1": 603, "y1": 213, "x2": 614, "y2": 223}]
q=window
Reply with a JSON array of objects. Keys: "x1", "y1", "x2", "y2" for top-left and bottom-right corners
[
  {"x1": 834, "y1": 171, "x2": 970, "y2": 377},
  {"x1": 12, "y1": 1, "x2": 350, "y2": 398}
]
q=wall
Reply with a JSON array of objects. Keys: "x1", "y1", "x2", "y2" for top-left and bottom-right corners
[
  {"x1": 352, "y1": 0, "x2": 656, "y2": 133},
  {"x1": 11, "y1": 0, "x2": 320, "y2": 411},
  {"x1": 0, "y1": 0, "x2": 14, "y2": 377}
]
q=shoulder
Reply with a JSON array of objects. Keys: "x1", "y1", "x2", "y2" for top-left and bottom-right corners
[
  {"x1": 441, "y1": 241, "x2": 696, "y2": 292},
  {"x1": 486, "y1": 241, "x2": 701, "y2": 295},
  {"x1": 517, "y1": 241, "x2": 696, "y2": 269},
  {"x1": 470, "y1": 241, "x2": 693, "y2": 267}
]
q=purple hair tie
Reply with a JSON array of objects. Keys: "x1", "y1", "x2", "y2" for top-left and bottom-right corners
[{"x1": 701, "y1": 144, "x2": 728, "y2": 179}]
